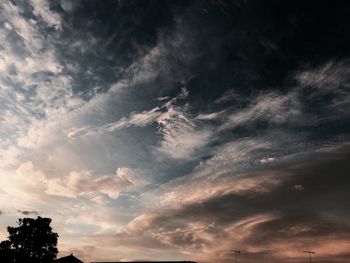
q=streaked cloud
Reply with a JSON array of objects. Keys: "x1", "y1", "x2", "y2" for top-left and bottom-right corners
[{"x1": 0, "y1": 1, "x2": 349, "y2": 262}]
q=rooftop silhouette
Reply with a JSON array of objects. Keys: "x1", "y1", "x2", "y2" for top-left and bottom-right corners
[{"x1": 54, "y1": 254, "x2": 84, "y2": 263}]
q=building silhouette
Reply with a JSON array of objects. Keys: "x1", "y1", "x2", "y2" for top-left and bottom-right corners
[{"x1": 54, "y1": 254, "x2": 84, "y2": 263}]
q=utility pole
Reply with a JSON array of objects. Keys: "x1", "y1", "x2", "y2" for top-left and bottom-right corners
[
  {"x1": 233, "y1": 250, "x2": 240, "y2": 263},
  {"x1": 302, "y1": 250, "x2": 315, "y2": 263}
]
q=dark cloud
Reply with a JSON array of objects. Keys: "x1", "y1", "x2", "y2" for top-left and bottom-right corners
[
  {"x1": 52, "y1": 0, "x2": 189, "y2": 99},
  {"x1": 51, "y1": 0, "x2": 350, "y2": 146},
  {"x1": 107, "y1": 146, "x2": 350, "y2": 261},
  {"x1": 17, "y1": 210, "x2": 39, "y2": 216}
]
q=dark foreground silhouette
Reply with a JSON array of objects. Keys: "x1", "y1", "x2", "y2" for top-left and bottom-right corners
[
  {"x1": 55, "y1": 254, "x2": 84, "y2": 263},
  {"x1": 56, "y1": 254, "x2": 197, "y2": 263},
  {"x1": 0, "y1": 217, "x2": 197, "y2": 263},
  {"x1": 0, "y1": 217, "x2": 58, "y2": 263}
]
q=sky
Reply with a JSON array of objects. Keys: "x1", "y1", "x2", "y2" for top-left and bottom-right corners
[{"x1": 0, "y1": 0, "x2": 350, "y2": 262}]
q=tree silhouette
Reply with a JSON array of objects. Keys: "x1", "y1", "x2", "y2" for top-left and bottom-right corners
[
  {"x1": 0, "y1": 240, "x2": 13, "y2": 262},
  {"x1": 0, "y1": 217, "x2": 58, "y2": 263}
]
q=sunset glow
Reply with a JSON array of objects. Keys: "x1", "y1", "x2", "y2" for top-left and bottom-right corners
[{"x1": 0, "y1": 1, "x2": 350, "y2": 262}]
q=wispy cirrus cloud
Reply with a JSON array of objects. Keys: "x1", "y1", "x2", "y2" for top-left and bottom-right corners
[
  {"x1": 65, "y1": 87, "x2": 214, "y2": 160},
  {"x1": 99, "y1": 107, "x2": 163, "y2": 134},
  {"x1": 155, "y1": 101, "x2": 213, "y2": 159},
  {"x1": 1, "y1": 1, "x2": 350, "y2": 262},
  {"x1": 220, "y1": 91, "x2": 301, "y2": 129},
  {"x1": 296, "y1": 61, "x2": 350, "y2": 115}
]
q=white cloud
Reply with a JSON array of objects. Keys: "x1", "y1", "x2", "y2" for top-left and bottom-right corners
[
  {"x1": 296, "y1": 61, "x2": 350, "y2": 113},
  {"x1": 0, "y1": 146, "x2": 21, "y2": 168},
  {"x1": 293, "y1": 184, "x2": 304, "y2": 191},
  {"x1": 1, "y1": 161, "x2": 146, "y2": 202},
  {"x1": 29, "y1": 0, "x2": 62, "y2": 30},
  {"x1": 196, "y1": 110, "x2": 225, "y2": 120},
  {"x1": 64, "y1": 126, "x2": 93, "y2": 140},
  {"x1": 154, "y1": 88, "x2": 213, "y2": 159},
  {"x1": 0, "y1": 0, "x2": 75, "y2": 164},
  {"x1": 47, "y1": 167, "x2": 146, "y2": 199},
  {"x1": 0, "y1": 161, "x2": 47, "y2": 201},
  {"x1": 156, "y1": 108, "x2": 213, "y2": 159},
  {"x1": 0, "y1": 2, "x2": 62, "y2": 77},
  {"x1": 16, "y1": 161, "x2": 47, "y2": 187},
  {"x1": 260, "y1": 157, "x2": 276, "y2": 164},
  {"x1": 46, "y1": 168, "x2": 144, "y2": 198},
  {"x1": 103, "y1": 107, "x2": 162, "y2": 133},
  {"x1": 121, "y1": 213, "x2": 158, "y2": 235},
  {"x1": 59, "y1": 0, "x2": 76, "y2": 12},
  {"x1": 220, "y1": 91, "x2": 301, "y2": 130},
  {"x1": 65, "y1": 87, "x2": 214, "y2": 160},
  {"x1": 63, "y1": 105, "x2": 163, "y2": 139},
  {"x1": 206, "y1": 139, "x2": 272, "y2": 166}
]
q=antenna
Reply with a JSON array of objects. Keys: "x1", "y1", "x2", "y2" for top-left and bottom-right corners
[
  {"x1": 232, "y1": 250, "x2": 241, "y2": 263},
  {"x1": 302, "y1": 250, "x2": 315, "y2": 263}
]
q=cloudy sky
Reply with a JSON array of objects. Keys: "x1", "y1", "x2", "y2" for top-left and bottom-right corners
[{"x1": 0, "y1": 0, "x2": 350, "y2": 262}]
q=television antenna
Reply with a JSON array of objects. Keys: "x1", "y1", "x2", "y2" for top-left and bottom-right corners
[
  {"x1": 302, "y1": 250, "x2": 315, "y2": 263},
  {"x1": 232, "y1": 250, "x2": 240, "y2": 263}
]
